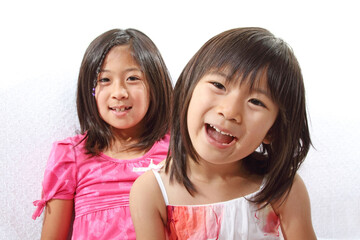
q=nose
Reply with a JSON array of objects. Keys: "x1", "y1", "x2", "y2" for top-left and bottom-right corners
[
  {"x1": 111, "y1": 81, "x2": 128, "y2": 100},
  {"x1": 218, "y1": 94, "x2": 242, "y2": 123}
]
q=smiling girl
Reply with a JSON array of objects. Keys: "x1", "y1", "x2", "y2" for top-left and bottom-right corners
[
  {"x1": 33, "y1": 28, "x2": 172, "y2": 240},
  {"x1": 130, "y1": 27, "x2": 316, "y2": 239}
]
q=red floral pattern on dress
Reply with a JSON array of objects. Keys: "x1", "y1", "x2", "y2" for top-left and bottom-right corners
[
  {"x1": 167, "y1": 205, "x2": 223, "y2": 240},
  {"x1": 164, "y1": 197, "x2": 283, "y2": 239},
  {"x1": 255, "y1": 205, "x2": 281, "y2": 237}
]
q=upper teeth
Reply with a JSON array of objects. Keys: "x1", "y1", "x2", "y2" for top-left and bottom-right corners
[
  {"x1": 114, "y1": 107, "x2": 126, "y2": 112},
  {"x1": 209, "y1": 124, "x2": 234, "y2": 137}
]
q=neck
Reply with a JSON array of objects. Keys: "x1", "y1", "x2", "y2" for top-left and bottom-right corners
[
  {"x1": 110, "y1": 125, "x2": 143, "y2": 146},
  {"x1": 187, "y1": 157, "x2": 246, "y2": 182},
  {"x1": 184, "y1": 157, "x2": 263, "y2": 203},
  {"x1": 104, "y1": 127, "x2": 147, "y2": 159}
]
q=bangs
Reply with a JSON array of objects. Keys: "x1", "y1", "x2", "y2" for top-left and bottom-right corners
[
  {"x1": 194, "y1": 29, "x2": 289, "y2": 102},
  {"x1": 219, "y1": 65, "x2": 271, "y2": 95}
]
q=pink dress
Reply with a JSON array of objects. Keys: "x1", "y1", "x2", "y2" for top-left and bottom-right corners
[
  {"x1": 153, "y1": 170, "x2": 284, "y2": 240},
  {"x1": 33, "y1": 134, "x2": 169, "y2": 240}
]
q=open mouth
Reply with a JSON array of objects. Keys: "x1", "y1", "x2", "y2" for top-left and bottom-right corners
[
  {"x1": 206, "y1": 124, "x2": 236, "y2": 145},
  {"x1": 110, "y1": 106, "x2": 132, "y2": 112}
]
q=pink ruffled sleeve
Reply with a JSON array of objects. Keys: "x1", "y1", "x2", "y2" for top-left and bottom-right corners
[{"x1": 32, "y1": 139, "x2": 77, "y2": 220}]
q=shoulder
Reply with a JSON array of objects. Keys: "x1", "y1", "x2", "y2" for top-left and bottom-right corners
[
  {"x1": 161, "y1": 133, "x2": 170, "y2": 144},
  {"x1": 147, "y1": 133, "x2": 170, "y2": 162},
  {"x1": 272, "y1": 174, "x2": 316, "y2": 239},
  {"x1": 50, "y1": 134, "x2": 86, "y2": 155},
  {"x1": 271, "y1": 174, "x2": 310, "y2": 219},
  {"x1": 130, "y1": 170, "x2": 165, "y2": 209},
  {"x1": 272, "y1": 174, "x2": 308, "y2": 211},
  {"x1": 155, "y1": 133, "x2": 170, "y2": 149},
  {"x1": 53, "y1": 134, "x2": 86, "y2": 147},
  {"x1": 130, "y1": 170, "x2": 167, "y2": 239},
  {"x1": 131, "y1": 170, "x2": 156, "y2": 190},
  {"x1": 47, "y1": 134, "x2": 86, "y2": 167}
]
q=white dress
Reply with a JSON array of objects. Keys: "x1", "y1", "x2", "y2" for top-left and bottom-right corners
[{"x1": 153, "y1": 170, "x2": 284, "y2": 240}]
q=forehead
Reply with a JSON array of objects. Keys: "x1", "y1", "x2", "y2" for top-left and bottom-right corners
[{"x1": 103, "y1": 45, "x2": 133, "y2": 64}]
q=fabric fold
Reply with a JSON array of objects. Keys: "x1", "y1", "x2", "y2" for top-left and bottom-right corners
[{"x1": 32, "y1": 199, "x2": 46, "y2": 220}]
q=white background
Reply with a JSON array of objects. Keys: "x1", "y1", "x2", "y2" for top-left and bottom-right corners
[{"x1": 0, "y1": 0, "x2": 359, "y2": 239}]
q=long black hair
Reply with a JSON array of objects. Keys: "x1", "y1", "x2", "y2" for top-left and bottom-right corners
[{"x1": 77, "y1": 28, "x2": 173, "y2": 155}]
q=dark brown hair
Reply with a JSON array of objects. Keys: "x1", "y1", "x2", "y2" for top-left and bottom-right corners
[
  {"x1": 166, "y1": 27, "x2": 311, "y2": 206},
  {"x1": 77, "y1": 28, "x2": 173, "y2": 155}
]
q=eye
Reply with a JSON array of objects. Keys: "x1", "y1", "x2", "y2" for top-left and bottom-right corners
[
  {"x1": 127, "y1": 76, "x2": 140, "y2": 81},
  {"x1": 211, "y1": 81, "x2": 226, "y2": 90},
  {"x1": 249, "y1": 98, "x2": 266, "y2": 108},
  {"x1": 98, "y1": 78, "x2": 110, "y2": 83}
]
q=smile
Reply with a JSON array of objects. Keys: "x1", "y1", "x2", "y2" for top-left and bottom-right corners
[{"x1": 206, "y1": 124, "x2": 237, "y2": 145}]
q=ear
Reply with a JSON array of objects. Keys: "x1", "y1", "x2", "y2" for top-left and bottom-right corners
[
  {"x1": 262, "y1": 136, "x2": 271, "y2": 144},
  {"x1": 262, "y1": 131, "x2": 273, "y2": 144}
]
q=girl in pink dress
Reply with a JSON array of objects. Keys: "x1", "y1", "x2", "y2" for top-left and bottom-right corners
[
  {"x1": 130, "y1": 27, "x2": 317, "y2": 239},
  {"x1": 32, "y1": 28, "x2": 173, "y2": 239}
]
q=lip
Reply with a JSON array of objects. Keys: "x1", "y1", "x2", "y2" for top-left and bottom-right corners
[{"x1": 204, "y1": 123, "x2": 237, "y2": 149}]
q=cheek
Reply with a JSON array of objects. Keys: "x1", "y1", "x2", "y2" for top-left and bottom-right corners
[
  {"x1": 94, "y1": 92, "x2": 105, "y2": 108},
  {"x1": 94, "y1": 84, "x2": 103, "y2": 97},
  {"x1": 142, "y1": 88, "x2": 150, "y2": 109},
  {"x1": 136, "y1": 88, "x2": 150, "y2": 114},
  {"x1": 94, "y1": 94, "x2": 100, "y2": 109},
  {"x1": 187, "y1": 97, "x2": 198, "y2": 122},
  {"x1": 94, "y1": 85, "x2": 107, "y2": 102},
  {"x1": 187, "y1": 101, "x2": 202, "y2": 142},
  {"x1": 187, "y1": 101, "x2": 195, "y2": 121},
  {"x1": 187, "y1": 89, "x2": 204, "y2": 118}
]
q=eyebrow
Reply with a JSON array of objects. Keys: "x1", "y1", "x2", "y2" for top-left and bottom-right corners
[
  {"x1": 206, "y1": 71, "x2": 230, "y2": 79},
  {"x1": 99, "y1": 67, "x2": 143, "y2": 74},
  {"x1": 251, "y1": 87, "x2": 272, "y2": 99}
]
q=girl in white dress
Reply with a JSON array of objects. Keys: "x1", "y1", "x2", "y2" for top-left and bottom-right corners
[{"x1": 130, "y1": 27, "x2": 317, "y2": 240}]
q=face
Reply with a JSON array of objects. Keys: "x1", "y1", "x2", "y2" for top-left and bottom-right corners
[
  {"x1": 186, "y1": 70, "x2": 279, "y2": 165},
  {"x1": 94, "y1": 45, "x2": 150, "y2": 138}
]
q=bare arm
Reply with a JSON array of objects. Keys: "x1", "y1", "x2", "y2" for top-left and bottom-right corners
[
  {"x1": 130, "y1": 170, "x2": 167, "y2": 240},
  {"x1": 41, "y1": 199, "x2": 73, "y2": 240},
  {"x1": 273, "y1": 174, "x2": 317, "y2": 240}
]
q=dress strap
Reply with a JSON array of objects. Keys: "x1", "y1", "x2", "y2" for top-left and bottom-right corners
[{"x1": 152, "y1": 169, "x2": 169, "y2": 205}]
